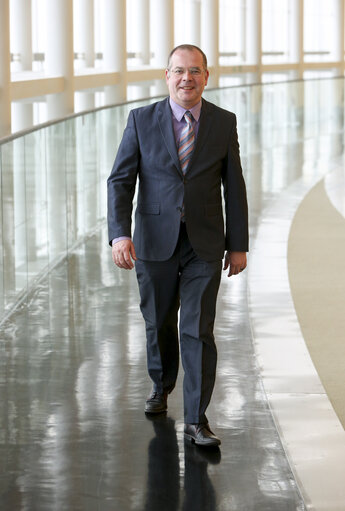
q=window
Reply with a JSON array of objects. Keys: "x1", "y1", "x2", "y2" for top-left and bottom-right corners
[
  {"x1": 304, "y1": 0, "x2": 338, "y2": 62},
  {"x1": 219, "y1": 0, "x2": 245, "y2": 65},
  {"x1": 262, "y1": 0, "x2": 289, "y2": 64}
]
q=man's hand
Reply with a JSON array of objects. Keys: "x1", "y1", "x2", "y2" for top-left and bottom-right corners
[
  {"x1": 112, "y1": 239, "x2": 137, "y2": 270},
  {"x1": 223, "y1": 251, "x2": 247, "y2": 277}
]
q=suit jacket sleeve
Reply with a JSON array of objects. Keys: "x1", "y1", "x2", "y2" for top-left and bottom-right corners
[
  {"x1": 223, "y1": 114, "x2": 249, "y2": 252},
  {"x1": 107, "y1": 111, "x2": 139, "y2": 245}
]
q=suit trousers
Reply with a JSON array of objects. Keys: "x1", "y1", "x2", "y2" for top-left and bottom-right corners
[{"x1": 135, "y1": 223, "x2": 222, "y2": 424}]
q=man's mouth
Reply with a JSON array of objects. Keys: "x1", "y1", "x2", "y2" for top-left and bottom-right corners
[{"x1": 180, "y1": 86, "x2": 194, "y2": 90}]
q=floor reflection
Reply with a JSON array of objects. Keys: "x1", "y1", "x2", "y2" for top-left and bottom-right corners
[
  {"x1": 144, "y1": 414, "x2": 220, "y2": 511},
  {"x1": 145, "y1": 415, "x2": 179, "y2": 511},
  {"x1": 183, "y1": 441, "x2": 220, "y2": 511}
]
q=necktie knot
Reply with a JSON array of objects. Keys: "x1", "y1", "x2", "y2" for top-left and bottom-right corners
[{"x1": 184, "y1": 111, "x2": 193, "y2": 124}]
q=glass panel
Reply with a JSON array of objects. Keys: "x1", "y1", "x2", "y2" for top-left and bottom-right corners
[
  {"x1": 73, "y1": 114, "x2": 99, "y2": 244},
  {"x1": 1, "y1": 81, "x2": 345, "y2": 325},
  {"x1": 24, "y1": 129, "x2": 49, "y2": 281},
  {"x1": 45, "y1": 123, "x2": 68, "y2": 265},
  {"x1": 65, "y1": 119, "x2": 78, "y2": 250},
  {"x1": 0, "y1": 138, "x2": 28, "y2": 313},
  {"x1": 0, "y1": 99, "x2": 153, "y2": 322},
  {"x1": 13, "y1": 138, "x2": 28, "y2": 298},
  {"x1": 0, "y1": 146, "x2": 3, "y2": 317}
]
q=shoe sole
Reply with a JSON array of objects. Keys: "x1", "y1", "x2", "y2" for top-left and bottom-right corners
[{"x1": 144, "y1": 407, "x2": 167, "y2": 414}]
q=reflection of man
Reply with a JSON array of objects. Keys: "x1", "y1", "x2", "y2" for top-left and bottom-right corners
[
  {"x1": 145, "y1": 416, "x2": 179, "y2": 511},
  {"x1": 145, "y1": 415, "x2": 220, "y2": 511},
  {"x1": 183, "y1": 440, "x2": 220, "y2": 511},
  {"x1": 107, "y1": 44, "x2": 248, "y2": 447}
]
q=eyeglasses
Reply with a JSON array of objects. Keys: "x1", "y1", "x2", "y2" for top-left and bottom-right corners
[{"x1": 168, "y1": 67, "x2": 205, "y2": 76}]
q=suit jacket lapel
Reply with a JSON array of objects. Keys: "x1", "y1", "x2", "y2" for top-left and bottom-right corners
[{"x1": 157, "y1": 98, "x2": 182, "y2": 175}]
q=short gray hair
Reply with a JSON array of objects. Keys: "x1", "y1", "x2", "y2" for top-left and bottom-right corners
[{"x1": 167, "y1": 44, "x2": 208, "y2": 71}]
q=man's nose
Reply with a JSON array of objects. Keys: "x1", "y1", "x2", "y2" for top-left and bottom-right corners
[{"x1": 182, "y1": 69, "x2": 192, "y2": 79}]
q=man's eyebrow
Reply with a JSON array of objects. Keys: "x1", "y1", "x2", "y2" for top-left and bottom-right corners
[{"x1": 173, "y1": 66, "x2": 202, "y2": 70}]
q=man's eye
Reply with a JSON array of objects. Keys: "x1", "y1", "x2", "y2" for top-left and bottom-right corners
[
  {"x1": 174, "y1": 69, "x2": 183, "y2": 74},
  {"x1": 191, "y1": 69, "x2": 201, "y2": 75}
]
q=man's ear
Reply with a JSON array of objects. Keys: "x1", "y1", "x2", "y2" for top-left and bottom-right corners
[{"x1": 204, "y1": 70, "x2": 210, "y2": 86}]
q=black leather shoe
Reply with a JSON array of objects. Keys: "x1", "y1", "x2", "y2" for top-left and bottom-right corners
[
  {"x1": 144, "y1": 390, "x2": 168, "y2": 414},
  {"x1": 184, "y1": 423, "x2": 221, "y2": 447}
]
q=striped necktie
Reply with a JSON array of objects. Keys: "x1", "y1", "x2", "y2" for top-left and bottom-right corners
[{"x1": 178, "y1": 111, "x2": 195, "y2": 173}]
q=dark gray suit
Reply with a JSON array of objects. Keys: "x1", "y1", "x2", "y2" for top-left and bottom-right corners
[{"x1": 107, "y1": 97, "x2": 248, "y2": 423}]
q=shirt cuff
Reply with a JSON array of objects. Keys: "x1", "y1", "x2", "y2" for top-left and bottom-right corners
[{"x1": 112, "y1": 236, "x2": 131, "y2": 246}]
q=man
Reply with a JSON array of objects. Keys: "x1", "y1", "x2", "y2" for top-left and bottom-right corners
[{"x1": 107, "y1": 44, "x2": 248, "y2": 448}]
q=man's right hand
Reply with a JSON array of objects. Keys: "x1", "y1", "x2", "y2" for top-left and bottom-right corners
[{"x1": 112, "y1": 239, "x2": 137, "y2": 270}]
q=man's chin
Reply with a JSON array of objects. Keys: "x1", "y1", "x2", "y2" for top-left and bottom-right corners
[
  {"x1": 179, "y1": 89, "x2": 195, "y2": 98},
  {"x1": 178, "y1": 91, "x2": 198, "y2": 105}
]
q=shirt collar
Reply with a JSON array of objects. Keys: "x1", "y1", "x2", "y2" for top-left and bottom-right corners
[{"x1": 169, "y1": 98, "x2": 202, "y2": 122}]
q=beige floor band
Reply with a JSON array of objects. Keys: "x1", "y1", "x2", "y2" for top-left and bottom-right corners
[{"x1": 288, "y1": 179, "x2": 345, "y2": 428}]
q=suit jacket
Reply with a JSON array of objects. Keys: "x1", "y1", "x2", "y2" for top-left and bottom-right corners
[{"x1": 107, "y1": 97, "x2": 248, "y2": 262}]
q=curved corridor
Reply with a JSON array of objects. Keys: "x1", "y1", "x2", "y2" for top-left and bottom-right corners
[{"x1": 1, "y1": 79, "x2": 345, "y2": 510}]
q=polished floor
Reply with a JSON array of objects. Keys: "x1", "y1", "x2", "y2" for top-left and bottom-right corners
[
  {"x1": 1, "y1": 79, "x2": 345, "y2": 510},
  {"x1": 0, "y1": 229, "x2": 305, "y2": 511}
]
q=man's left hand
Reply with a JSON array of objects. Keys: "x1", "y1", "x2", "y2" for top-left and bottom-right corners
[{"x1": 223, "y1": 251, "x2": 247, "y2": 277}]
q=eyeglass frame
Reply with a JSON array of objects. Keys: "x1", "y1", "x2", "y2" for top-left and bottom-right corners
[{"x1": 167, "y1": 66, "x2": 207, "y2": 76}]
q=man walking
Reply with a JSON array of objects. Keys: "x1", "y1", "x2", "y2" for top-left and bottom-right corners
[{"x1": 107, "y1": 44, "x2": 248, "y2": 447}]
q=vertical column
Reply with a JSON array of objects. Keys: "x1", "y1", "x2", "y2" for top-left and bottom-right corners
[
  {"x1": 151, "y1": 0, "x2": 174, "y2": 95},
  {"x1": 246, "y1": 0, "x2": 262, "y2": 81},
  {"x1": 152, "y1": 0, "x2": 174, "y2": 67},
  {"x1": 330, "y1": 0, "x2": 344, "y2": 132},
  {"x1": 290, "y1": 0, "x2": 304, "y2": 79},
  {"x1": 74, "y1": 92, "x2": 95, "y2": 113},
  {"x1": 334, "y1": 0, "x2": 344, "y2": 75},
  {"x1": 136, "y1": 0, "x2": 150, "y2": 65},
  {"x1": 246, "y1": 0, "x2": 262, "y2": 122},
  {"x1": 10, "y1": 0, "x2": 32, "y2": 70},
  {"x1": 11, "y1": 104, "x2": 34, "y2": 133},
  {"x1": 74, "y1": 0, "x2": 94, "y2": 67},
  {"x1": 103, "y1": 0, "x2": 127, "y2": 104},
  {"x1": 0, "y1": 0, "x2": 11, "y2": 137},
  {"x1": 74, "y1": 0, "x2": 95, "y2": 110},
  {"x1": 45, "y1": 0, "x2": 74, "y2": 121},
  {"x1": 186, "y1": 0, "x2": 201, "y2": 46},
  {"x1": 289, "y1": 0, "x2": 305, "y2": 138},
  {"x1": 10, "y1": 0, "x2": 34, "y2": 132},
  {"x1": 201, "y1": 0, "x2": 219, "y2": 88}
]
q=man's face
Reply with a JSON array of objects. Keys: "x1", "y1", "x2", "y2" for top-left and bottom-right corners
[{"x1": 165, "y1": 49, "x2": 209, "y2": 109}]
